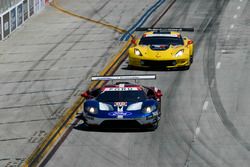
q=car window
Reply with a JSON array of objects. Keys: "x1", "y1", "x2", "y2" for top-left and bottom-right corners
[
  {"x1": 139, "y1": 36, "x2": 184, "y2": 46},
  {"x1": 96, "y1": 90, "x2": 147, "y2": 102}
]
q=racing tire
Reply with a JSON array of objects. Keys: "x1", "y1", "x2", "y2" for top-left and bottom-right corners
[
  {"x1": 190, "y1": 55, "x2": 193, "y2": 64},
  {"x1": 147, "y1": 121, "x2": 159, "y2": 131},
  {"x1": 127, "y1": 65, "x2": 133, "y2": 70},
  {"x1": 181, "y1": 65, "x2": 190, "y2": 70}
]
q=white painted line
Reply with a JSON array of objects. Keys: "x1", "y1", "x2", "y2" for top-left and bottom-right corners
[
  {"x1": 237, "y1": 6, "x2": 241, "y2": 10},
  {"x1": 210, "y1": 79, "x2": 215, "y2": 88},
  {"x1": 221, "y1": 49, "x2": 226, "y2": 53},
  {"x1": 240, "y1": 0, "x2": 243, "y2": 2},
  {"x1": 233, "y1": 14, "x2": 238, "y2": 19},
  {"x1": 202, "y1": 17, "x2": 213, "y2": 32},
  {"x1": 203, "y1": 101, "x2": 209, "y2": 111},
  {"x1": 195, "y1": 127, "x2": 200, "y2": 136},
  {"x1": 230, "y1": 24, "x2": 235, "y2": 29},
  {"x1": 216, "y1": 62, "x2": 221, "y2": 69}
]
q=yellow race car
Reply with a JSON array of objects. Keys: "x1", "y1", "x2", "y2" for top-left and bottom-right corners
[{"x1": 128, "y1": 28, "x2": 194, "y2": 70}]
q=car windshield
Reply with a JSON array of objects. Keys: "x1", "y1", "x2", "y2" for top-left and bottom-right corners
[
  {"x1": 96, "y1": 90, "x2": 147, "y2": 102},
  {"x1": 139, "y1": 36, "x2": 184, "y2": 46}
]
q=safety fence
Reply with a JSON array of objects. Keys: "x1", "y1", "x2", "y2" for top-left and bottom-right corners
[{"x1": 0, "y1": 0, "x2": 46, "y2": 40}]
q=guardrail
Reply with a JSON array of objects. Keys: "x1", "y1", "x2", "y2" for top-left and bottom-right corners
[{"x1": 0, "y1": 0, "x2": 46, "y2": 40}]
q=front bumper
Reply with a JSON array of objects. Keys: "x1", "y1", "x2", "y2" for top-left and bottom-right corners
[
  {"x1": 129, "y1": 57, "x2": 190, "y2": 68},
  {"x1": 81, "y1": 112, "x2": 159, "y2": 127}
]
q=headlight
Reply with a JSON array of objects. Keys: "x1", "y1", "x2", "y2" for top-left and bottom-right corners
[
  {"x1": 85, "y1": 107, "x2": 98, "y2": 114},
  {"x1": 134, "y1": 48, "x2": 142, "y2": 56},
  {"x1": 127, "y1": 102, "x2": 142, "y2": 111},
  {"x1": 99, "y1": 102, "x2": 114, "y2": 111},
  {"x1": 175, "y1": 49, "x2": 184, "y2": 57},
  {"x1": 142, "y1": 105, "x2": 156, "y2": 114}
]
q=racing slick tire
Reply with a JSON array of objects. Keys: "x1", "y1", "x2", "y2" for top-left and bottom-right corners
[
  {"x1": 184, "y1": 65, "x2": 190, "y2": 70},
  {"x1": 147, "y1": 120, "x2": 159, "y2": 131},
  {"x1": 190, "y1": 55, "x2": 193, "y2": 64},
  {"x1": 127, "y1": 65, "x2": 133, "y2": 70}
]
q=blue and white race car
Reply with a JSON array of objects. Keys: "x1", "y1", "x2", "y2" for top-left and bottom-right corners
[{"x1": 80, "y1": 75, "x2": 162, "y2": 130}]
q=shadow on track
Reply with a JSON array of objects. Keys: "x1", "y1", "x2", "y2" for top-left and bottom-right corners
[
  {"x1": 74, "y1": 122, "x2": 155, "y2": 133},
  {"x1": 121, "y1": 65, "x2": 190, "y2": 72}
]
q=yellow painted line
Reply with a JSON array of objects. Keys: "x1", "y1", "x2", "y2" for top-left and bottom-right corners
[
  {"x1": 50, "y1": 0, "x2": 127, "y2": 34},
  {"x1": 22, "y1": 38, "x2": 132, "y2": 167},
  {"x1": 22, "y1": 1, "x2": 133, "y2": 166}
]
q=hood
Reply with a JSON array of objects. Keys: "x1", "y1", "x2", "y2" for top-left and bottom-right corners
[{"x1": 100, "y1": 101, "x2": 143, "y2": 111}]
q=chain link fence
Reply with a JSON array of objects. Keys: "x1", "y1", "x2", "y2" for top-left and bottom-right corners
[{"x1": 0, "y1": 0, "x2": 22, "y2": 13}]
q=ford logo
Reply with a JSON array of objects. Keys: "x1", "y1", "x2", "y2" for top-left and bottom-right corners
[{"x1": 108, "y1": 111, "x2": 132, "y2": 117}]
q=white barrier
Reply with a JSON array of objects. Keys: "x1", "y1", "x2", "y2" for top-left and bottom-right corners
[{"x1": 0, "y1": 0, "x2": 45, "y2": 40}]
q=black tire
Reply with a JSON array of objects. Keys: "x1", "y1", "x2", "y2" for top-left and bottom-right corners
[
  {"x1": 147, "y1": 121, "x2": 159, "y2": 131},
  {"x1": 127, "y1": 65, "x2": 133, "y2": 70},
  {"x1": 181, "y1": 65, "x2": 190, "y2": 70},
  {"x1": 190, "y1": 55, "x2": 193, "y2": 64}
]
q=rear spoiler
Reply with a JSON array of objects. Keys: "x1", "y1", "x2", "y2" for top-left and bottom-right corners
[
  {"x1": 91, "y1": 75, "x2": 156, "y2": 81},
  {"x1": 135, "y1": 27, "x2": 194, "y2": 32}
]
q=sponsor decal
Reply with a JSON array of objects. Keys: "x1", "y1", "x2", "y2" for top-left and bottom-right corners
[
  {"x1": 3, "y1": 12, "x2": 10, "y2": 38},
  {"x1": 114, "y1": 102, "x2": 127, "y2": 107},
  {"x1": 108, "y1": 111, "x2": 132, "y2": 117},
  {"x1": 17, "y1": 4, "x2": 23, "y2": 26},
  {"x1": 145, "y1": 34, "x2": 178, "y2": 38},
  {"x1": 4, "y1": 22, "x2": 8, "y2": 31},
  {"x1": 23, "y1": 0, "x2": 28, "y2": 21},
  {"x1": 11, "y1": 8, "x2": 16, "y2": 32},
  {"x1": 104, "y1": 87, "x2": 139, "y2": 91},
  {"x1": 29, "y1": 0, "x2": 34, "y2": 16}
]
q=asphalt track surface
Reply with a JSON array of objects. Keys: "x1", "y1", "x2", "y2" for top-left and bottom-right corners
[
  {"x1": 0, "y1": 0, "x2": 157, "y2": 166},
  {"x1": 0, "y1": 0, "x2": 250, "y2": 166},
  {"x1": 45, "y1": 0, "x2": 250, "y2": 167}
]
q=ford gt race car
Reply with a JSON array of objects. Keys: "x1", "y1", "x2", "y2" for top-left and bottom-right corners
[
  {"x1": 128, "y1": 27, "x2": 194, "y2": 70},
  {"x1": 80, "y1": 75, "x2": 162, "y2": 130}
]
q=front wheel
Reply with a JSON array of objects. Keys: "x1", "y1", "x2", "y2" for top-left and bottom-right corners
[
  {"x1": 182, "y1": 65, "x2": 190, "y2": 70},
  {"x1": 127, "y1": 65, "x2": 133, "y2": 70},
  {"x1": 190, "y1": 55, "x2": 193, "y2": 64},
  {"x1": 147, "y1": 121, "x2": 159, "y2": 131}
]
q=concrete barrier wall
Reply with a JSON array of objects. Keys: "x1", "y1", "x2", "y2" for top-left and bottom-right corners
[{"x1": 0, "y1": 0, "x2": 45, "y2": 40}]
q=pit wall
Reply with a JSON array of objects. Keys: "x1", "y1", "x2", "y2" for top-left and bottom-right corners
[{"x1": 0, "y1": 0, "x2": 47, "y2": 40}]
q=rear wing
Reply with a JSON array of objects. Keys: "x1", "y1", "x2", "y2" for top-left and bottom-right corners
[
  {"x1": 135, "y1": 27, "x2": 194, "y2": 32},
  {"x1": 91, "y1": 75, "x2": 156, "y2": 81}
]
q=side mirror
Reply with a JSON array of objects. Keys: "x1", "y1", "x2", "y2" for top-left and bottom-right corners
[
  {"x1": 155, "y1": 90, "x2": 163, "y2": 98},
  {"x1": 131, "y1": 38, "x2": 137, "y2": 45},
  {"x1": 187, "y1": 40, "x2": 193, "y2": 45},
  {"x1": 81, "y1": 91, "x2": 89, "y2": 98}
]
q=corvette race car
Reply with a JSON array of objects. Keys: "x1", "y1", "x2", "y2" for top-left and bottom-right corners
[
  {"x1": 128, "y1": 27, "x2": 194, "y2": 70},
  {"x1": 80, "y1": 75, "x2": 162, "y2": 130}
]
